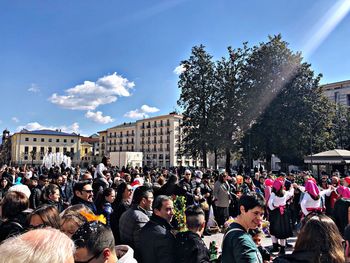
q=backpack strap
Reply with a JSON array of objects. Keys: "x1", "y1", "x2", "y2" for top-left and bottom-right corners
[{"x1": 221, "y1": 227, "x2": 244, "y2": 250}]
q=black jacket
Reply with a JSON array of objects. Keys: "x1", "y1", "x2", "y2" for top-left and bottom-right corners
[
  {"x1": 71, "y1": 196, "x2": 97, "y2": 214},
  {"x1": 0, "y1": 209, "x2": 32, "y2": 243},
  {"x1": 137, "y1": 214, "x2": 175, "y2": 263},
  {"x1": 29, "y1": 187, "x2": 42, "y2": 209},
  {"x1": 60, "y1": 181, "x2": 74, "y2": 204},
  {"x1": 175, "y1": 231, "x2": 210, "y2": 263}
]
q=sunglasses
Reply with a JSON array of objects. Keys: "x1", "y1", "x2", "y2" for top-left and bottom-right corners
[
  {"x1": 74, "y1": 250, "x2": 103, "y2": 263},
  {"x1": 81, "y1": 190, "x2": 93, "y2": 194}
]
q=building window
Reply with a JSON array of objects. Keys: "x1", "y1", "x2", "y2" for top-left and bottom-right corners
[
  {"x1": 120, "y1": 146, "x2": 122, "y2": 151},
  {"x1": 48, "y1": 147, "x2": 52, "y2": 153},
  {"x1": 335, "y1": 92, "x2": 339, "y2": 103},
  {"x1": 64, "y1": 139, "x2": 67, "y2": 143},
  {"x1": 85, "y1": 148, "x2": 88, "y2": 154},
  {"x1": 56, "y1": 139, "x2": 60, "y2": 143},
  {"x1": 56, "y1": 147, "x2": 60, "y2": 153},
  {"x1": 25, "y1": 138, "x2": 29, "y2": 141},
  {"x1": 70, "y1": 148, "x2": 74, "y2": 155},
  {"x1": 33, "y1": 138, "x2": 37, "y2": 142},
  {"x1": 24, "y1": 146, "x2": 29, "y2": 153},
  {"x1": 41, "y1": 138, "x2": 45, "y2": 142},
  {"x1": 49, "y1": 138, "x2": 52, "y2": 142},
  {"x1": 40, "y1": 147, "x2": 44, "y2": 153}
]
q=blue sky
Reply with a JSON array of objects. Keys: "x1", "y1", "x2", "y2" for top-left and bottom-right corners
[{"x1": 1, "y1": 0, "x2": 349, "y2": 136}]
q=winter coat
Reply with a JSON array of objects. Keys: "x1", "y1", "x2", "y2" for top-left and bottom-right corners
[{"x1": 137, "y1": 214, "x2": 175, "y2": 263}]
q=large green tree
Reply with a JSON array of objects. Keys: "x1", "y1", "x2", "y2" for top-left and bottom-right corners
[
  {"x1": 177, "y1": 45, "x2": 219, "y2": 168},
  {"x1": 215, "y1": 44, "x2": 251, "y2": 172},
  {"x1": 241, "y1": 35, "x2": 335, "y2": 169}
]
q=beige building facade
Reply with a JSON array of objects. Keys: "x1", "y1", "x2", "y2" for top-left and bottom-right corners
[
  {"x1": 321, "y1": 80, "x2": 350, "y2": 107},
  {"x1": 99, "y1": 113, "x2": 202, "y2": 168},
  {"x1": 10, "y1": 129, "x2": 81, "y2": 166}
]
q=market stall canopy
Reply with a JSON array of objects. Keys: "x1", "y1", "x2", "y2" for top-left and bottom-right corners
[{"x1": 304, "y1": 149, "x2": 350, "y2": 164}]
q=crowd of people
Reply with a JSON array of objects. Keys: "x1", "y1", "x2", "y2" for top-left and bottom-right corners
[{"x1": 1, "y1": 157, "x2": 350, "y2": 262}]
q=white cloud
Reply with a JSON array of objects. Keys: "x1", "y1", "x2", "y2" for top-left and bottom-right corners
[
  {"x1": 28, "y1": 83, "x2": 40, "y2": 93},
  {"x1": 85, "y1": 111, "x2": 115, "y2": 124},
  {"x1": 49, "y1": 72, "x2": 135, "y2": 110},
  {"x1": 124, "y1": 104, "x2": 160, "y2": 119},
  {"x1": 12, "y1": 117, "x2": 19, "y2": 123},
  {"x1": 16, "y1": 122, "x2": 80, "y2": 134},
  {"x1": 141, "y1": 104, "x2": 160, "y2": 113},
  {"x1": 124, "y1": 109, "x2": 148, "y2": 119},
  {"x1": 173, "y1": 64, "x2": 186, "y2": 75}
]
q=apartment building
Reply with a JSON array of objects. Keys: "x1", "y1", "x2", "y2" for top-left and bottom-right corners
[
  {"x1": 10, "y1": 129, "x2": 81, "y2": 166},
  {"x1": 321, "y1": 79, "x2": 350, "y2": 107},
  {"x1": 80, "y1": 134, "x2": 100, "y2": 166},
  {"x1": 99, "y1": 112, "x2": 202, "y2": 168}
]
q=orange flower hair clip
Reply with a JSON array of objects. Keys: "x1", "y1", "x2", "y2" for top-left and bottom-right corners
[{"x1": 80, "y1": 211, "x2": 107, "y2": 225}]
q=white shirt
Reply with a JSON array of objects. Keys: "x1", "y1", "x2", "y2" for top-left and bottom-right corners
[
  {"x1": 268, "y1": 188, "x2": 294, "y2": 211},
  {"x1": 94, "y1": 163, "x2": 106, "y2": 179},
  {"x1": 300, "y1": 188, "x2": 332, "y2": 216}
]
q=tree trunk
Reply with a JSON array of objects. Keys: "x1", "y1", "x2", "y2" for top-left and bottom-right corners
[
  {"x1": 266, "y1": 153, "x2": 272, "y2": 171},
  {"x1": 202, "y1": 147, "x2": 207, "y2": 168},
  {"x1": 225, "y1": 148, "x2": 231, "y2": 175},
  {"x1": 214, "y1": 148, "x2": 218, "y2": 170}
]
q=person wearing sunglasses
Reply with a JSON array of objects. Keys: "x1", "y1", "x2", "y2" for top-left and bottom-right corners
[
  {"x1": 71, "y1": 181, "x2": 97, "y2": 214},
  {"x1": 72, "y1": 221, "x2": 118, "y2": 263}
]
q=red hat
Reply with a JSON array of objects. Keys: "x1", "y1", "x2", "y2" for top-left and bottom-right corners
[
  {"x1": 337, "y1": 186, "x2": 350, "y2": 198},
  {"x1": 272, "y1": 180, "x2": 283, "y2": 191},
  {"x1": 305, "y1": 180, "x2": 319, "y2": 198},
  {"x1": 264, "y1": 178, "x2": 274, "y2": 187},
  {"x1": 307, "y1": 177, "x2": 317, "y2": 184},
  {"x1": 344, "y1": 177, "x2": 350, "y2": 186}
]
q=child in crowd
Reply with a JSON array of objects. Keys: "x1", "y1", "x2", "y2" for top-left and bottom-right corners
[{"x1": 249, "y1": 228, "x2": 271, "y2": 263}]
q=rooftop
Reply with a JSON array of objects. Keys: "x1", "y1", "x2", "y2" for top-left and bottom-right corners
[
  {"x1": 17, "y1": 129, "x2": 79, "y2": 137},
  {"x1": 321, "y1": 80, "x2": 350, "y2": 90}
]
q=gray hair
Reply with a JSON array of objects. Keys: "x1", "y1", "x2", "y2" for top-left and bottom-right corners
[{"x1": 0, "y1": 228, "x2": 75, "y2": 263}]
